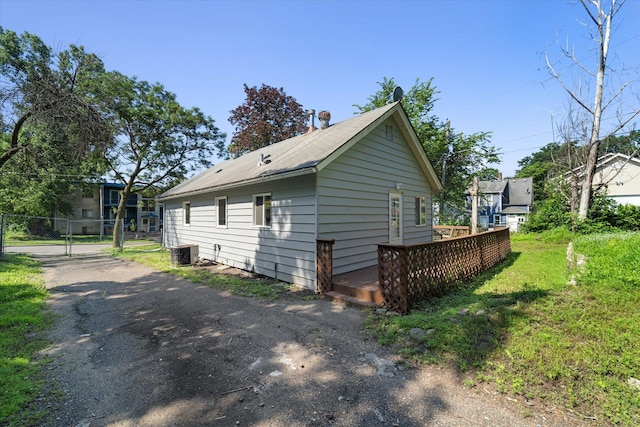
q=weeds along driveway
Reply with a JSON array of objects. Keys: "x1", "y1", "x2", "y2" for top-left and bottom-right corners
[{"x1": 38, "y1": 254, "x2": 555, "y2": 427}]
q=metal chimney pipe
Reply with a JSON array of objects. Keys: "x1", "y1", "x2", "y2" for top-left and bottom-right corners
[{"x1": 306, "y1": 109, "x2": 317, "y2": 134}]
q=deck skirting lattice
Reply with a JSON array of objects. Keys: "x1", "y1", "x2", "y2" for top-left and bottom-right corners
[{"x1": 378, "y1": 228, "x2": 511, "y2": 313}]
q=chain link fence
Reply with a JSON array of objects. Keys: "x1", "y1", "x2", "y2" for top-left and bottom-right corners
[{"x1": 0, "y1": 214, "x2": 124, "y2": 258}]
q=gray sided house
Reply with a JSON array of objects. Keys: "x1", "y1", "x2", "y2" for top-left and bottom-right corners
[{"x1": 158, "y1": 102, "x2": 442, "y2": 291}]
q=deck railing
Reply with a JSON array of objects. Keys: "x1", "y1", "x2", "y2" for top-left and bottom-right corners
[
  {"x1": 432, "y1": 225, "x2": 470, "y2": 240},
  {"x1": 378, "y1": 227, "x2": 511, "y2": 313}
]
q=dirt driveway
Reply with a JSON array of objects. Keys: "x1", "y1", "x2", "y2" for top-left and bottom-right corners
[{"x1": 37, "y1": 254, "x2": 575, "y2": 427}]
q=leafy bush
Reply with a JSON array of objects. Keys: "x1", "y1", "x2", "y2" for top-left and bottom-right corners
[{"x1": 524, "y1": 194, "x2": 640, "y2": 234}]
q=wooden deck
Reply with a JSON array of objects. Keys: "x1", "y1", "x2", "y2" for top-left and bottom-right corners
[{"x1": 324, "y1": 266, "x2": 383, "y2": 308}]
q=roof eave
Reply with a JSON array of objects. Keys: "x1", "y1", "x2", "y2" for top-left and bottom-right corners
[{"x1": 158, "y1": 166, "x2": 318, "y2": 201}]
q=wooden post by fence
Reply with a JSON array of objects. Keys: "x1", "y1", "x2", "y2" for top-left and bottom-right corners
[{"x1": 316, "y1": 239, "x2": 335, "y2": 294}]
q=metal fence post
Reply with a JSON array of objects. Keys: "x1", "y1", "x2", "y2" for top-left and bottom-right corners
[
  {"x1": 66, "y1": 218, "x2": 71, "y2": 256},
  {"x1": 119, "y1": 218, "x2": 124, "y2": 252},
  {"x1": 0, "y1": 214, "x2": 5, "y2": 259}
]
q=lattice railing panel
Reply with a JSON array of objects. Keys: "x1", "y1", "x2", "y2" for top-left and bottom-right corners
[
  {"x1": 378, "y1": 228, "x2": 511, "y2": 313},
  {"x1": 316, "y1": 239, "x2": 335, "y2": 294}
]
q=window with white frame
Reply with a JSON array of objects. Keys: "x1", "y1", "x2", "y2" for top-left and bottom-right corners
[
  {"x1": 216, "y1": 196, "x2": 227, "y2": 227},
  {"x1": 415, "y1": 196, "x2": 427, "y2": 226},
  {"x1": 253, "y1": 194, "x2": 272, "y2": 227},
  {"x1": 183, "y1": 201, "x2": 191, "y2": 225}
]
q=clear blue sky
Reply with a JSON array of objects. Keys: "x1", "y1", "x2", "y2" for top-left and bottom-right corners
[{"x1": 2, "y1": 0, "x2": 639, "y2": 177}]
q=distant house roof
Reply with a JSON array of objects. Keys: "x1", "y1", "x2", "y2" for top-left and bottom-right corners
[
  {"x1": 476, "y1": 177, "x2": 534, "y2": 207},
  {"x1": 507, "y1": 178, "x2": 534, "y2": 206},
  {"x1": 501, "y1": 206, "x2": 529, "y2": 214},
  {"x1": 478, "y1": 180, "x2": 507, "y2": 194},
  {"x1": 159, "y1": 102, "x2": 442, "y2": 201},
  {"x1": 570, "y1": 153, "x2": 640, "y2": 177}
]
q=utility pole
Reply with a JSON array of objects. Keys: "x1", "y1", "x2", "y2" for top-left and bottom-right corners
[{"x1": 440, "y1": 120, "x2": 451, "y2": 224}]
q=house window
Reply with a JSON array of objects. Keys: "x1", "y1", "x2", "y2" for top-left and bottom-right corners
[
  {"x1": 82, "y1": 209, "x2": 94, "y2": 219},
  {"x1": 183, "y1": 201, "x2": 191, "y2": 225},
  {"x1": 216, "y1": 196, "x2": 227, "y2": 227},
  {"x1": 142, "y1": 198, "x2": 155, "y2": 212},
  {"x1": 493, "y1": 215, "x2": 501, "y2": 225},
  {"x1": 254, "y1": 194, "x2": 272, "y2": 227},
  {"x1": 82, "y1": 188, "x2": 94, "y2": 198},
  {"x1": 415, "y1": 196, "x2": 427, "y2": 226}
]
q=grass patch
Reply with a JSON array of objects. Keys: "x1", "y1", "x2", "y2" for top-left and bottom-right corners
[
  {"x1": 366, "y1": 232, "x2": 640, "y2": 425},
  {"x1": 111, "y1": 244, "x2": 315, "y2": 301},
  {"x1": 0, "y1": 254, "x2": 52, "y2": 426}
]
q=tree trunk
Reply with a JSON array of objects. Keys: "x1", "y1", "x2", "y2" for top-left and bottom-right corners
[
  {"x1": 576, "y1": 1, "x2": 611, "y2": 219},
  {"x1": 112, "y1": 183, "x2": 134, "y2": 248}
]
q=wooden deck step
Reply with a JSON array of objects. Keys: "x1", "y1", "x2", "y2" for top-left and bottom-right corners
[
  {"x1": 324, "y1": 291, "x2": 378, "y2": 309},
  {"x1": 331, "y1": 282, "x2": 384, "y2": 305}
]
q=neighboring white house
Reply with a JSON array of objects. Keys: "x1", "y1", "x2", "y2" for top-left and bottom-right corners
[
  {"x1": 588, "y1": 153, "x2": 640, "y2": 206},
  {"x1": 158, "y1": 102, "x2": 442, "y2": 291}
]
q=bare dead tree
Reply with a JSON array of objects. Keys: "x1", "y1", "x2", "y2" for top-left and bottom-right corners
[{"x1": 546, "y1": 0, "x2": 640, "y2": 220}]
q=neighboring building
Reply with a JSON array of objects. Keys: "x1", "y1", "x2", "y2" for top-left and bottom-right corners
[
  {"x1": 475, "y1": 175, "x2": 534, "y2": 232},
  {"x1": 59, "y1": 183, "x2": 161, "y2": 235},
  {"x1": 584, "y1": 153, "x2": 640, "y2": 206},
  {"x1": 158, "y1": 102, "x2": 442, "y2": 291}
]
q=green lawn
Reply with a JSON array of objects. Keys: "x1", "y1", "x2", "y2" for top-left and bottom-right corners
[
  {"x1": 0, "y1": 254, "x2": 53, "y2": 426},
  {"x1": 366, "y1": 232, "x2": 640, "y2": 425},
  {"x1": 111, "y1": 244, "x2": 317, "y2": 301}
]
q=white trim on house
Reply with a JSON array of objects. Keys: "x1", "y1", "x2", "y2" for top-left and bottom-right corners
[{"x1": 389, "y1": 191, "x2": 403, "y2": 245}]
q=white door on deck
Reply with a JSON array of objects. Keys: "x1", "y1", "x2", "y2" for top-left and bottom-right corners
[{"x1": 389, "y1": 192, "x2": 403, "y2": 244}]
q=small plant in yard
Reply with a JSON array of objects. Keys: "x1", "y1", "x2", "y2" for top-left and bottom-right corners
[
  {"x1": 366, "y1": 232, "x2": 640, "y2": 425},
  {"x1": 0, "y1": 254, "x2": 53, "y2": 426}
]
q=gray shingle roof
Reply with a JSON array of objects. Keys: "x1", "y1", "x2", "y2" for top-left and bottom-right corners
[
  {"x1": 159, "y1": 102, "x2": 441, "y2": 200},
  {"x1": 507, "y1": 178, "x2": 533, "y2": 206},
  {"x1": 478, "y1": 180, "x2": 507, "y2": 194}
]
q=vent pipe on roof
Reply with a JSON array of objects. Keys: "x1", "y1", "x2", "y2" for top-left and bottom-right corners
[
  {"x1": 318, "y1": 111, "x2": 331, "y2": 129},
  {"x1": 498, "y1": 172, "x2": 503, "y2": 181},
  {"x1": 306, "y1": 109, "x2": 317, "y2": 134}
]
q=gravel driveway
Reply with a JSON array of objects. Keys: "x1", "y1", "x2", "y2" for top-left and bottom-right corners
[{"x1": 35, "y1": 253, "x2": 578, "y2": 427}]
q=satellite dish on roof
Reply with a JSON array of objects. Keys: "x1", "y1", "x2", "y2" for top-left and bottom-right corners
[{"x1": 392, "y1": 86, "x2": 404, "y2": 102}]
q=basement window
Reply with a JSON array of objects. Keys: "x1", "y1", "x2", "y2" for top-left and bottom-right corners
[
  {"x1": 183, "y1": 201, "x2": 191, "y2": 225},
  {"x1": 216, "y1": 196, "x2": 227, "y2": 227}
]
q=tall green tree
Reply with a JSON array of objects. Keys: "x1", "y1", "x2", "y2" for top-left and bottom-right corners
[
  {"x1": 0, "y1": 28, "x2": 111, "y2": 219},
  {"x1": 0, "y1": 27, "x2": 111, "y2": 170},
  {"x1": 228, "y1": 83, "x2": 307, "y2": 155},
  {"x1": 104, "y1": 72, "x2": 226, "y2": 247},
  {"x1": 355, "y1": 77, "x2": 499, "y2": 222},
  {"x1": 516, "y1": 142, "x2": 568, "y2": 202}
]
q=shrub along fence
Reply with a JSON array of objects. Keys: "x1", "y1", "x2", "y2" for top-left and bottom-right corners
[{"x1": 378, "y1": 227, "x2": 511, "y2": 313}]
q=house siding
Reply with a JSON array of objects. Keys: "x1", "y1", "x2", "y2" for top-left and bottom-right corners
[
  {"x1": 163, "y1": 174, "x2": 318, "y2": 289},
  {"x1": 593, "y1": 160, "x2": 640, "y2": 206},
  {"x1": 317, "y1": 119, "x2": 433, "y2": 275}
]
